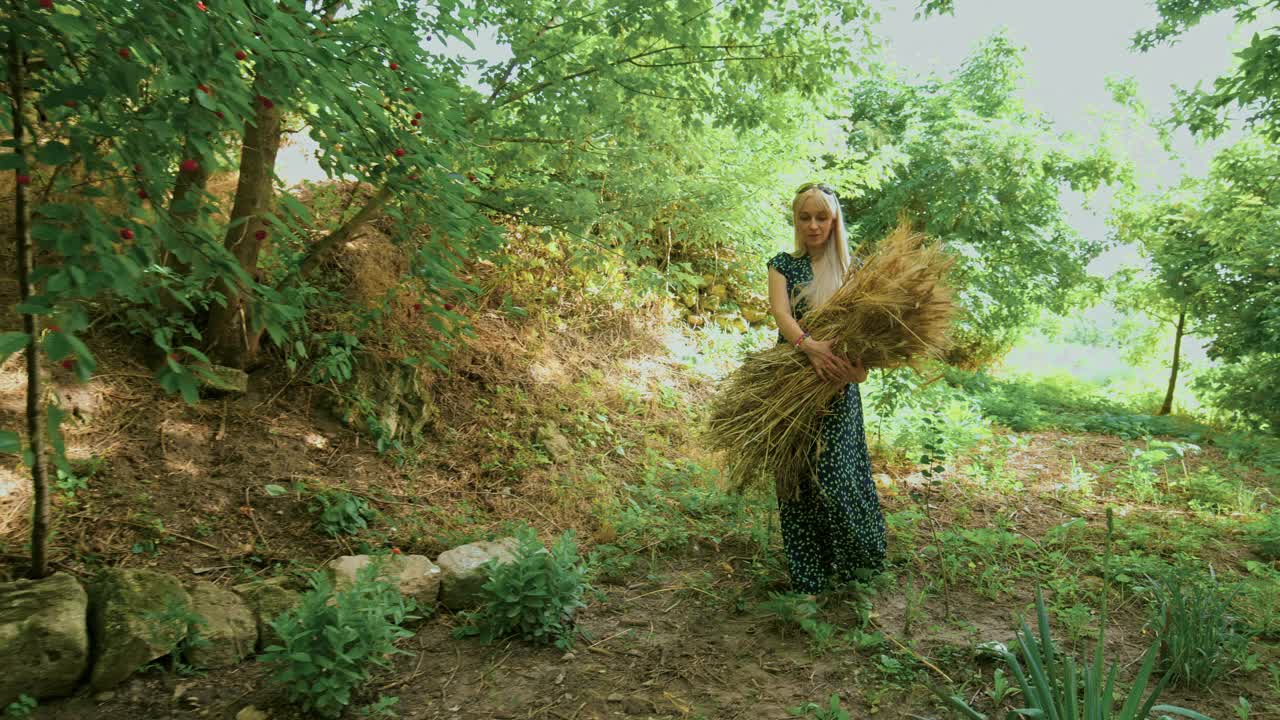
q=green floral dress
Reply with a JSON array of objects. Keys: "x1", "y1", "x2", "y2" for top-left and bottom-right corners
[{"x1": 767, "y1": 251, "x2": 887, "y2": 592}]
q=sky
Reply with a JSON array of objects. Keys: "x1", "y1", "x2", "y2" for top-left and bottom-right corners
[{"x1": 871, "y1": 0, "x2": 1262, "y2": 275}]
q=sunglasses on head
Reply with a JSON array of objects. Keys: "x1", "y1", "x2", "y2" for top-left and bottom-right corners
[{"x1": 795, "y1": 182, "x2": 837, "y2": 198}]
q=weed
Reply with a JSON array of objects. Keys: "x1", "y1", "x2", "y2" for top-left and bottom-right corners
[
  {"x1": 1145, "y1": 569, "x2": 1248, "y2": 688},
  {"x1": 260, "y1": 561, "x2": 417, "y2": 719},
  {"x1": 308, "y1": 488, "x2": 380, "y2": 537},
  {"x1": 788, "y1": 693, "x2": 848, "y2": 720},
  {"x1": 929, "y1": 511, "x2": 1211, "y2": 720},
  {"x1": 757, "y1": 592, "x2": 839, "y2": 653},
  {"x1": 457, "y1": 528, "x2": 590, "y2": 649},
  {"x1": 3, "y1": 696, "x2": 36, "y2": 719}
]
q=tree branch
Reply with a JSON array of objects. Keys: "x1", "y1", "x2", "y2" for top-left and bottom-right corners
[{"x1": 298, "y1": 184, "x2": 395, "y2": 277}]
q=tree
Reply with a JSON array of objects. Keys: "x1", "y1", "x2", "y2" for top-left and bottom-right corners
[
  {"x1": 1109, "y1": 199, "x2": 1206, "y2": 416},
  {"x1": 832, "y1": 34, "x2": 1127, "y2": 367},
  {"x1": 1113, "y1": 135, "x2": 1280, "y2": 431},
  {"x1": 1133, "y1": 0, "x2": 1280, "y2": 139}
]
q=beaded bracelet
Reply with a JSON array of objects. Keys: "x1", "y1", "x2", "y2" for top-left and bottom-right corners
[{"x1": 794, "y1": 331, "x2": 810, "y2": 348}]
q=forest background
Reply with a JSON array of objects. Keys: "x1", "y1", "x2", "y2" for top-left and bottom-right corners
[{"x1": 2, "y1": 0, "x2": 1280, "y2": 718}]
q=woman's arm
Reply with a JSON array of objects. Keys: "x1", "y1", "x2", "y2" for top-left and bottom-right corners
[
  {"x1": 767, "y1": 267, "x2": 807, "y2": 346},
  {"x1": 768, "y1": 267, "x2": 858, "y2": 384}
]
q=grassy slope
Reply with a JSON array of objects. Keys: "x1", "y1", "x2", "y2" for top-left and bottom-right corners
[{"x1": 1, "y1": 244, "x2": 1278, "y2": 719}]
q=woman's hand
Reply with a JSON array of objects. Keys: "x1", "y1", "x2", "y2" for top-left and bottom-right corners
[
  {"x1": 800, "y1": 338, "x2": 855, "y2": 385},
  {"x1": 802, "y1": 340, "x2": 867, "y2": 386}
]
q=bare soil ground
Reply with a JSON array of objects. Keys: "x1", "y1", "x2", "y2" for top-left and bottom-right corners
[{"x1": 3, "y1": 317, "x2": 1278, "y2": 720}]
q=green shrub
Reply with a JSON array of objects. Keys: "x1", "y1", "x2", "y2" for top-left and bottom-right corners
[
  {"x1": 260, "y1": 562, "x2": 416, "y2": 719},
  {"x1": 458, "y1": 528, "x2": 590, "y2": 649},
  {"x1": 1145, "y1": 569, "x2": 1248, "y2": 688},
  {"x1": 309, "y1": 488, "x2": 380, "y2": 537}
]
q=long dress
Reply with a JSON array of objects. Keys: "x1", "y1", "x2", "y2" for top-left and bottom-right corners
[{"x1": 767, "y1": 251, "x2": 887, "y2": 593}]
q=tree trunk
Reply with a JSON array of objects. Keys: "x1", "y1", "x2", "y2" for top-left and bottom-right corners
[
  {"x1": 203, "y1": 88, "x2": 283, "y2": 368},
  {"x1": 1158, "y1": 306, "x2": 1187, "y2": 416},
  {"x1": 10, "y1": 23, "x2": 49, "y2": 580}
]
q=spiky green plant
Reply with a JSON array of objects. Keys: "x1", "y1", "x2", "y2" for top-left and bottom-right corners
[{"x1": 929, "y1": 510, "x2": 1213, "y2": 720}]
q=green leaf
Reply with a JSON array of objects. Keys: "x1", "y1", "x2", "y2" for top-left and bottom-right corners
[
  {"x1": 0, "y1": 431, "x2": 21, "y2": 454},
  {"x1": 35, "y1": 142, "x2": 73, "y2": 166},
  {"x1": 265, "y1": 484, "x2": 288, "y2": 497},
  {"x1": 0, "y1": 332, "x2": 30, "y2": 363}
]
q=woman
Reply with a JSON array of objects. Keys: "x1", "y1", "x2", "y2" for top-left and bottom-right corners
[{"x1": 765, "y1": 182, "x2": 887, "y2": 594}]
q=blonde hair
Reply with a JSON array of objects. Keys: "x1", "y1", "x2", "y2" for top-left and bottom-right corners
[{"x1": 791, "y1": 186, "x2": 851, "y2": 310}]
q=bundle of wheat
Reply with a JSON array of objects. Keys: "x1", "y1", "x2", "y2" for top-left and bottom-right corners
[{"x1": 705, "y1": 223, "x2": 956, "y2": 499}]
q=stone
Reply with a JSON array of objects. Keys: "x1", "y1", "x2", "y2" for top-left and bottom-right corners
[
  {"x1": 236, "y1": 706, "x2": 269, "y2": 720},
  {"x1": 0, "y1": 573, "x2": 89, "y2": 705},
  {"x1": 436, "y1": 537, "x2": 521, "y2": 610},
  {"x1": 198, "y1": 364, "x2": 249, "y2": 395},
  {"x1": 328, "y1": 554, "x2": 441, "y2": 608},
  {"x1": 87, "y1": 568, "x2": 192, "y2": 691},
  {"x1": 535, "y1": 423, "x2": 573, "y2": 464},
  {"x1": 183, "y1": 581, "x2": 257, "y2": 668},
  {"x1": 233, "y1": 579, "x2": 300, "y2": 650}
]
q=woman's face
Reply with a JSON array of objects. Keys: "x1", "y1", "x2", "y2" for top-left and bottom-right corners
[{"x1": 796, "y1": 192, "x2": 835, "y2": 254}]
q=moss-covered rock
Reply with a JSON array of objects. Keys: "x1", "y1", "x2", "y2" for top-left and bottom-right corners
[
  {"x1": 87, "y1": 569, "x2": 191, "y2": 690},
  {"x1": 184, "y1": 581, "x2": 256, "y2": 668},
  {"x1": 234, "y1": 579, "x2": 300, "y2": 651},
  {"x1": 0, "y1": 573, "x2": 89, "y2": 705}
]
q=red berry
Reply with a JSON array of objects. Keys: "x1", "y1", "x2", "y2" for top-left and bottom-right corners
[
  {"x1": 60, "y1": 359, "x2": 74, "y2": 370},
  {"x1": 196, "y1": 1, "x2": 206, "y2": 10},
  {"x1": 394, "y1": 148, "x2": 406, "y2": 157},
  {"x1": 390, "y1": 547, "x2": 402, "y2": 555},
  {"x1": 39, "y1": 0, "x2": 53, "y2": 8},
  {"x1": 412, "y1": 303, "x2": 422, "y2": 312},
  {"x1": 414, "y1": 112, "x2": 422, "y2": 119},
  {"x1": 63, "y1": 100, "x2": 77, "y2": 108},
  {"x1": 215, "y1": 111, "x2": 225, "y2": 119},
  {"x1": 257, "y1": 95, "x2": 273, "y2": 109},
  {"x1": 410, "y1": 119, "x2": 419, "y2": 127},
  {"x1": 235, "y1": 50, "x2": 247, "y2": 60},
  {"x1": 197, "y1": 83, "x2": 211, "y2": 95},
  {"x1": 444, "y1": 303, "x2": 454, "y2": 311},
  {"x1": 408, "y1": 174, "x2": 419, "y2": 182},
  {"x1": 137, "y1": 188, "x2": 148, "y2": 199},
  {"x1": 118, "y1": 48, "x2": 130, "y2": 60},
  {"x1": 180, "y1": 159, "x2": 200, "y2": 173},
  {"x1": 467, "y1": 173, "x2": 477, "y2": 182},
  {"x1": 119, "y1": 228, "x2": 134, "y2": 240},
  {"x1": 254, "y1": 229, "x2": 267, "y2": 241},
  {"x1": 389, "y1": 62, "x2": 399, "y2": 70},
  {"x1": 402, "y1": 87, "x2": 412, "y2": 93},
  {"x1": 47, "y1": 324, "x2": 60, "y2": 332},
  {"x1": 16, "y1": 174, "x2": 30, "y2": 186},
  {"x1": 133, "y1": 163, "x2": 142, "y2": 172}
]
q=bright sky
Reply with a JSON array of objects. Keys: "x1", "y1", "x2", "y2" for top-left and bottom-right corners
[{"x1": 873, "y1": 0, "x2": 1262, "y2": 275}]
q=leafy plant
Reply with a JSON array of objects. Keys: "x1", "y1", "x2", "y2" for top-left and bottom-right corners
[
  {"x1": 260, "y1": 562, "x2": 416, "y2": 719},
  {"x1": 457, "y1": 528, "x2": 590, "y2": 649},
  {"x1": 308, "y1": 488, "x2": 380, "y2": 537},
  {"x1": 1145, "y1": 569, "x2": 1248, "y2": 688},
  {"x1": 788, "y1": 693, "x2": 849, "y2": 720},
  {"x1": 929, "y1": 511, "x2": 1211, "y2": 720},
  {"x1": 3, "y1": 695, "x2": 37, "y2": 719}
]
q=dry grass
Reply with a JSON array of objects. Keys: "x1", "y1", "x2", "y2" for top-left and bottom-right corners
[{"x1": 705, "y1": 223, "x2": 957, "y2": 500}]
